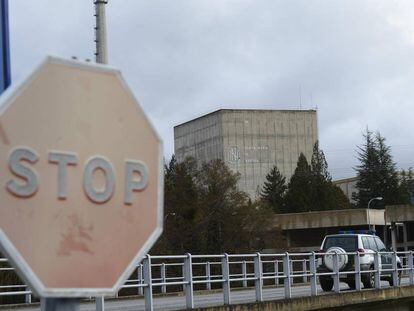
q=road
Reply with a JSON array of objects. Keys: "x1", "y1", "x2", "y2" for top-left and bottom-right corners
[{"x1": 8, "y1": 278, "x2": 410, "y2": 311}]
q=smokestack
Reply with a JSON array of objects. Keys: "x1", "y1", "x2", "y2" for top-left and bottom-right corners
[{"x1": 94, "y1": 0, "x2": 108, "y2": 64}]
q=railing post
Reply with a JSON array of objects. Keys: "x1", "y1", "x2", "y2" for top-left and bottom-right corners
[
  {"x1": 182, "y1": 264, "x2": 185, "y2": 292},
  {"x1": 309, "y1": 252, "x2": 317, "y2": 296},
  {"x1": 183, "y1": 253, "x2": 194, "y2": 309},
  {"x1": 333, "y1": 252, "x2": 340, "y2": 293},
  {"x1": 95, "y1": 297, "x2": 104, "y2": 311},
  {"x1": 242, "y1": 260, "x2": 247, "y2": 288},
  {"x1": 138, "y1": 264, "x2": 144, "y2": 296},
  {"x1": 289, "y1": 260, "x2": 294, "y2": 285},
  {"x1": 274, "y1": 260, "x2": 279, "y2": 285},
  {"x1": 302, "y1": 259, "x2": 307, "y2": 283},
  {"x1": 254, "y1": 253, "x2": 263, "y2": 302},
  {"x1": 408, "y1": 251, "x2": 414, "y2": 286},
  {"x1": 25, "y1": 286, "x2": 32, "y2": 304},
  {"x1": 161, "y1": 263, "x2": 167, "y2": 294},
  {"x1": 283, "y1": 252, "x2": 291, "y2": 299},
  {"x1": 374, "y1": 251, "x2": 380, "y2": 289},
  {"x1": 221, "y1": 253, "x2": 231, "y2": 305},
  {"x1": 143, "y1": 255, "x2": 153, "y2": 311},
  {"x1": 354, "y1": 252, "x2": 362, "y2": 291},
  {"x1": 392, "y1": 251, "x2": 398, "y2": 286},
  {"x1": 206, "y1": 262, "x2": 211, "y2": 290}
]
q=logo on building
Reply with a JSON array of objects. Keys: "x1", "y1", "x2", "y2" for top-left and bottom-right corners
[{"x1": 228, "y1": 146, "x2": 240, "y2": 164}]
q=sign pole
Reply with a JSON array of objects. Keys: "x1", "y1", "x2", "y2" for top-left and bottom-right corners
[{"x1": 0, "y1": 0, "x2": 11, "y2": 94}]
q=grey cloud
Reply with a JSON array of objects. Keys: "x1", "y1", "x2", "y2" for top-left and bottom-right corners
[{"x1": 9, "y1": 0, "x2": 414, "y2": 179}]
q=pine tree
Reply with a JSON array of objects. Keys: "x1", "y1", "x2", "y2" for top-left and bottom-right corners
[
  {"x1": 376, "y1": 132, "x2": 402, "y2": 205},
  {"x1": 311, "y1": 140, "x2": 331, "y2": 182},
  {"x1": 310, "y1": 141, "x2": 336, "y2": 211},
  {"x1": 398, "y1": 168, "x2": 414, "y2": 205},
  {"x1": 310, "y1": 141, "x2": 351, "y2": 211},
  {"x1": 285, "y1": 153, "x2": 313, "y2": 213},
  {"x1": 354, "y1": 130, "x2": 402, "y2": 208},
  {"x1": 260, "y1": 166, "x2": 287, "y2": 213},
  {"x1": 353, "y1": 130, "x2": 379, "y2": 207}
]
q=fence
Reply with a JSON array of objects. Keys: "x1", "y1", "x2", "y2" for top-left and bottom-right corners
[{"x1": 0, "y1": 251, "x2": 413, "y2": 310}]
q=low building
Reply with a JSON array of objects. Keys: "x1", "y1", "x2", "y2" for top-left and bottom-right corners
[
  {"x1": 271, "y1": 208, "x2": 386, "y2": 251},
  {"x1": 334, "y1": 174, "x2": 414, "y2": 206},
  {"x1": 385, "y1": 205, "x2": 414, "y2": 251}
]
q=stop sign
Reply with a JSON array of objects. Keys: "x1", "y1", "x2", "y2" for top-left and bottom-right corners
[{"x1": 0, "y1": 57, "x2": 163, "y2": 297}]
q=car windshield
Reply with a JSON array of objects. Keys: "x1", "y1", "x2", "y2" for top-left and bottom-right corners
[{"x1": 323, "y1": 236, "x2": 358, "y2": 251}]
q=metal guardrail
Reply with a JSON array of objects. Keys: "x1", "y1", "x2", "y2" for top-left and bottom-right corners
[{"x1": 0, "y1": 251, "x2": 413, "y2": 310}]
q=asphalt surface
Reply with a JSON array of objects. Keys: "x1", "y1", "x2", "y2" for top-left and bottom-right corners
[{"x1": 9, "y1": 278, "x2": 411, "y2": 311}]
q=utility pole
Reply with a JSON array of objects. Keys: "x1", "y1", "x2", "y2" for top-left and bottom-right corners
[{"x1": 94, "y1": 0, "x2": 108, "y2": 64}]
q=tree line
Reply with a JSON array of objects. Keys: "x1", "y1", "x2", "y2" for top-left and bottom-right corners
[
  {"x1": 261, "y1": 129, "x2": 414, "y2": 212},
  {"x1": 152, "y1": 129, "x2": 413, "y2": 254},
  {"x1": 260, "y1": 141, "x2": 349, "y2": 213}
]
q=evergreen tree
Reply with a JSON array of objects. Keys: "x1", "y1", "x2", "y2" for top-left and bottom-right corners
[
  {"x1": 376, "y1": 132, "x2": 401, "y2": 205},
  {"x1": 310, "y1": 141, "x2": 350, "y2": 210},
  {"x1": 311, "y1": 141, "x2": 331, "y2": 182},
  {"x1": 310, "y1": 141, "x2": 336, "y2": 211},
  {"x1": 283, "y1": 143, "x2": 351, "y2": 213},
  {"x1": 354, "y1": 130, "x2": 402, "y2": 208},
  {"x1": 398, "y1": 168, "x2": 414, "y2": 205},
  {"x1": 260, "y1": 165, "x2": 287, "y2": 213},
  {"x1": 284, "y1": 153, "x2": 313, "y2": 213},
  {"x1": 332, "y1": 184, "x2": 351, "y2": 209},
  {"x1": 353, "y1": 130, "x2": 380, "y2": 207}
]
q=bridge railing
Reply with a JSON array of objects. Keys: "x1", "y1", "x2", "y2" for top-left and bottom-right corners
[{"x1": 0, "y1": 251, "x2": 413, "y2": 310}]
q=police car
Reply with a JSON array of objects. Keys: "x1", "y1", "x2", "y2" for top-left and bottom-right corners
[{"x1": 317, "y1": 230, "x2": 401, "y2": 291}]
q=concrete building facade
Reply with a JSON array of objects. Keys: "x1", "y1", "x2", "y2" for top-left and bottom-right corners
[
  {"x1": 271, "y1": 209, "x2": 386, "y2": 251},
  {"x1": 174, "y1": 109, "x2": 318, "y2": 198}
]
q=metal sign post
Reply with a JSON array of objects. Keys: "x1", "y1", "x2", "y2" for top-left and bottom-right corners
[
  {"x1": 0, "y1": 0, "x2": 10, "y2": 94},
  {"x1": 41, "y1": 298, "x2": 80, "y2": 311}
]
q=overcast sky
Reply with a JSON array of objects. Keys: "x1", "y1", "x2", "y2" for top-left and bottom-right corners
[{"x1": 9, "y1": 0, "x2": 414, "y2": 179}]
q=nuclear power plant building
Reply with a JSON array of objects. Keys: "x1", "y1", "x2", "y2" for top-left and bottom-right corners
[{"x1": 174, "y1": 109, "x2": 318, "y2": 198}]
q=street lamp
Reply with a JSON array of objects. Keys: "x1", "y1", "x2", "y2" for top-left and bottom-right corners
[{"x1": 367, "y1": 197, "x2": 383, "y2": 231}]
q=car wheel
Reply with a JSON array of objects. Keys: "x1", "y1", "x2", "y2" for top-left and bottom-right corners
[
  {"x1": 388, "y1": 265, "x2": 402, "y2": 287},
  {"x1": 363, "y1": 268, "x2": 375, "y2": 289},
  {"x1": 319, "y1": 277, "x2": 334, "y2": 292}
]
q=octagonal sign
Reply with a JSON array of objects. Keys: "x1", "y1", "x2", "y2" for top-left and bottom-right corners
[{"x1": 0, "y1": 57, "x2": 163, "y2": 297}]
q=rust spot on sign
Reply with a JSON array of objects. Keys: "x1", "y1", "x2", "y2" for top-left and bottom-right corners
[{"x1": 58, "y1": 215, "x2": 94, "y2": 256}]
